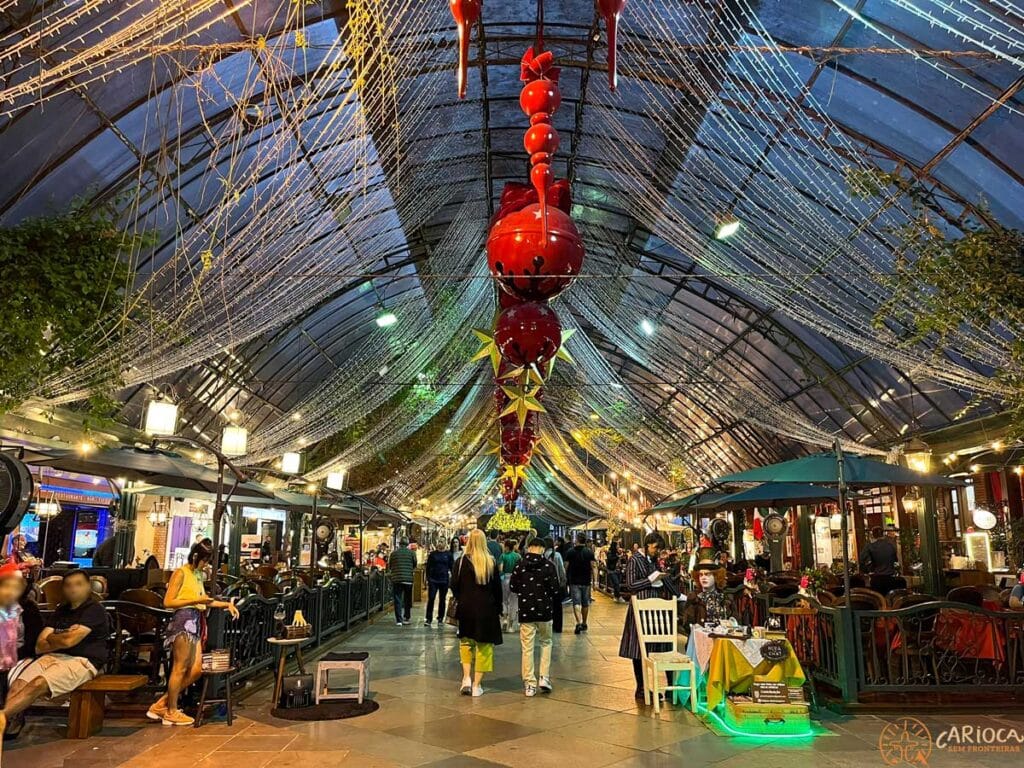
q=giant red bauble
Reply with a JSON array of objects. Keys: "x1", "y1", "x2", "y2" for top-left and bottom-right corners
[
  {"x1": 487, "y1": 204, "x2": 584, "y2": 301},
  {"x1": 519, "y1": 78, "x2": 561, "y2": 118},
  {"x1": 494, "y1": 302, "x2": 561, "y2": 368}
]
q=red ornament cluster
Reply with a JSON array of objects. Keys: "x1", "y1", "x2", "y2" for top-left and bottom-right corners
[
  {"x1": 485, "y1": 46, "x2": 585, "y2": 508},
  {"x1": 445, "y1": 4, "x2": 624, "y2": 511}
]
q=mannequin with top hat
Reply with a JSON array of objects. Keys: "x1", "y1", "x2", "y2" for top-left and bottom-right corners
[{"x1": 681, "y1": 548, "x2": 735, "y2": 636}]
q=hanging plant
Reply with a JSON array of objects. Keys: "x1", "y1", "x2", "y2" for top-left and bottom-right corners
[
  {"x1": 846, "y1": 167, "x2": 1024, "y2": 435},
  {"x1": 0, "y1": 200, "x2": 149, "y2": 412}
]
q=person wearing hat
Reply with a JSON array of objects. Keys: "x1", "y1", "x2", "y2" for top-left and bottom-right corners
[{"x1": 680, "y1": 548, "x2": 735, "y2": 636}]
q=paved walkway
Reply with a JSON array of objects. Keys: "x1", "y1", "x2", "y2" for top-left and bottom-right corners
[{"x1": 6, "y1": 594, "x2": 1022, "y2": 767}]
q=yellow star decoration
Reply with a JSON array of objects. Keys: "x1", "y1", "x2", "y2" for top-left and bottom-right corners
[
  {"x1": 471, "y1": 328, "x2": 502, "y2": 376},
  {"x1": 499, "y1": 384, "x2": 546, "y2": 428},
  {"x1": 500, "y1": 463, "x2": 529, "y2": 486}
]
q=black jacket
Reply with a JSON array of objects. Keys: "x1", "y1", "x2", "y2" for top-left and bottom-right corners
[
  {"x1": 510, "y1": 552, "x2": 559, "y2": 623},
  {"x1": 451, "y1": 556, "x2": 503, "y2": 645},
  {"x1": 426, "y1": 550, "x2": 453, "y2": 584}
]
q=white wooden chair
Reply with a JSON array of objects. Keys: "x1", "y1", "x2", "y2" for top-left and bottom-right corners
[{"x1": 632, "y1": 597, "x2": 697, "y2": 714}]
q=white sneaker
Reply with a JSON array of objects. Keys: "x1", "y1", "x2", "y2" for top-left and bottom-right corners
[
  {"x1": 538, "y1": 677, "x2": 552, "y2": 693},
  {"x1": 471, "y1": 685, "x2": 484, "y2": 697},
  {"x1": 396, "y1": 621, "x2": 403, "y2": 626},
  {"x1": 460, "y1": 677, "x2": 472, "y2": 695},
  {"x1": 525, "y1": 684, "x2": 537, "y2": 697}
]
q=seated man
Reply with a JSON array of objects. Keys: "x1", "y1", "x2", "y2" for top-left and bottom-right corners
[{"x1": 0, "y1": 569, "x2": 108, "y2": 737}]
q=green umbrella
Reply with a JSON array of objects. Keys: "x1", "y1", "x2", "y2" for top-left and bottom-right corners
[
  {"x1": 695, "y1": 482, "x2": 840, "y2": 511},
  {"x1": 713, "y1": 451, "x2": 963, "y2": 488},
  {"x1": 649, "y1": 490, "x2": 727, "y2": 513}
]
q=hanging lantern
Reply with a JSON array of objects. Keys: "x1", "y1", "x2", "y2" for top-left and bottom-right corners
[
  {"x1": 281, "y1": 451, "x2": 303, "y2": 474},
  {"x1": 220, "y1": 425, "x2": 248, "y2": 457},
  {"x1": 494, "y1": 302, "x2": 562, "y2": 368},
  {"x1": 144, "y1": 399, "x2": 178, "y2": 436},
  {"x1": 326, "y1": 471, "x2": 346, "y2": 491}
]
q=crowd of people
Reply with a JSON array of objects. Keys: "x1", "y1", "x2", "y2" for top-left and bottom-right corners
[{"x1": 397, "y1": 527, "x2": 743, "y2": 703}]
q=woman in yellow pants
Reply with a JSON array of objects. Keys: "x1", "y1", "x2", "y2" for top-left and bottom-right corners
[{"x1": 450, "y1": 530, "x2": 503, "y2": 695}]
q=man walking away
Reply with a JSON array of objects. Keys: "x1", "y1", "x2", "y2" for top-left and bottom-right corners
[
  {"x1": 859, "y1": 526, "x2": 899, "y2": 576},
  {"x1": 510, "y1": 538, "x2": 559, "y2": 696},
  {"x1": 424, "y1": 541, "x2": 453, "y2": 627},
  {"x1": 564, "y1": 535, "x2": 596, "y2": 634},
  {"x1": 487, "y1": 530, "x2": 503, "y2": 563},
  {"x1": 388, "y1": 538, "x2": 417, "y2": 625}
]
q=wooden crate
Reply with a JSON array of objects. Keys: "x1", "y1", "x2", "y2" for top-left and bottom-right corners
[{"x1": 724, "y1": 698, "x2": 811, "y2": 736}]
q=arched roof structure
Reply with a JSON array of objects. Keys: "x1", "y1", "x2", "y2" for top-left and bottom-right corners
[{"x1": 1, "y1": 0, "x2": 1021, "y2": 524}]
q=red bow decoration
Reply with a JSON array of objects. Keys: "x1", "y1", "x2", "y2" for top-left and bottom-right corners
[{"x1": 520, "y1": 46, "x2": 560, "y2": 83}]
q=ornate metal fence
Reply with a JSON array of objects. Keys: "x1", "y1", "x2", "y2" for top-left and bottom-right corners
[
  {"x1": 853, "y1": 602, "x2": 1024, "y2": 692},
  {"x1": 207, "y1": 570, "x2": 390, "y2": 686}
]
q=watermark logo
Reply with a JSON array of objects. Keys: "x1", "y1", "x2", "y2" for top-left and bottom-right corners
[
  {"x1": 878, "y1": 717, "x2": 932, "y2": 766},
  {"x1": 879, "y1": 717, "x2": 1024, "y2": 764}
]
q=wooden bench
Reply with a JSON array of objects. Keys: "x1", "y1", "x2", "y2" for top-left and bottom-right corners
[{"x1": 68, "y1": 674, "x2": 148, "y2": 738}]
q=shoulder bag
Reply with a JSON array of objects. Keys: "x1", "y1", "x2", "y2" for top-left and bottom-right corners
[{"x1": 445, "y1": 559, "x2": 461, "y2": 627}]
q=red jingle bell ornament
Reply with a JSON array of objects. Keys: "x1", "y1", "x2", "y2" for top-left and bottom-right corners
[
  {"x1": 487, "y1": 205, "x2": 584, "y2": 301},
  {"x1": 494, "y1": 301, "x2": 561, "y2": 368}
]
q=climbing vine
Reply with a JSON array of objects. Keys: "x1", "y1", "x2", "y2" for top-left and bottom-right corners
[
  {"x1": 0, "y1": 201, "x2": 148, "y2": 413},
  {"x1": 847, "y1": 167, "x2": 1024, "y2": 435}
]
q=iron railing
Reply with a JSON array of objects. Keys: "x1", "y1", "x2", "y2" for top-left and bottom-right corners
[
  {"x1": 206, "y1": 569, "x2": 391, "y2": 687},
  {"x1": 854, "y1": 602, "x2": 1024, "y2": 692}
]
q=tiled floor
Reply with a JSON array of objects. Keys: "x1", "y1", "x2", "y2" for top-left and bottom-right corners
[{"x1": 6, "y1": 595, "x2": 1022, "y2": 767}]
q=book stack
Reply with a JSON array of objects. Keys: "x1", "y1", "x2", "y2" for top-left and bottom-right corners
[{"x1": 202, "y1": 650, "x2": 231, "y2": 672}]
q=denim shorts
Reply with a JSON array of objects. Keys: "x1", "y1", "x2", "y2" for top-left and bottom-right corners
[{"x1": 570, "y1": 584, "x2": 592, "y2": 607}]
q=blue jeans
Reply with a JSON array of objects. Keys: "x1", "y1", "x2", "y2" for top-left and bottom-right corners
[{"x1": 394, "y1": 582, "x2": 413, "y2": 622}]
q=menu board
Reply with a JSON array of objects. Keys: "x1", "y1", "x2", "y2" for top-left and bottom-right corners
[{"x1": 751, "y1": 682, "x2": 790, "y2": 704}]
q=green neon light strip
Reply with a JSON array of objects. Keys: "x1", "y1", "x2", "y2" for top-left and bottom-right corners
[{"x1": 697, "y1": 704, "x2": 816, "y2": 740}]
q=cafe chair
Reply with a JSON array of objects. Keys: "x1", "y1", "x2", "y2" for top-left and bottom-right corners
[
  {"x1": 946, "y1": 586, "x2": 984, "y2": 607},
  {"x1": 37, "y1": 575, "x2": 65, "y2": 608},
  {"x1": 631, "y1": 597, "x2": 697, "y2": 714},
  {"x1": 89, "y1": 574, "x2": 109, "y2": 599}
]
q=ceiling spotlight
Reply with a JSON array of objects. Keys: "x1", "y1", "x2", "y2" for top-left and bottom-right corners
[
  {"x1": 640, "y1": 319, "x2": 655, "y2": 336},
  {"x1": 376, "y1": 311, "x2": 398, "y2": 328},
  {"x1": 715, "y1": 218, "x2": 740, "y2": 240}
]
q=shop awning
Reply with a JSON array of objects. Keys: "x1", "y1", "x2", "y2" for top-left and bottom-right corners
[{"x1": 27, "y1": 446, "x2": 275, "y2": 498}]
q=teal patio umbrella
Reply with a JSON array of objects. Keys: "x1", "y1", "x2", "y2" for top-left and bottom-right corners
[
  {"x1": 713, "y1": 443, "x2": 963, "y2": 598},
  {"x1": 695, "y1": 482, "x2": 840, "y2": 511},
  {"x1": 649, "y1": 490, "x2": 727, "y2": 513},
  {"x1": 713, "y1": 451, "x2": 963, "y2": 489}
]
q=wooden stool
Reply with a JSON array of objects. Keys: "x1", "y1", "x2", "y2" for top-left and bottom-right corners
[
  {"x1": 267, "y1": 637, "x2": 308, "y2": 707},
  {"x1": 314, "y1": 652, "x2": 370, "y2": 704},
  {"x1": 194, "y1": 666, "x2": 237, "y2": 728}
]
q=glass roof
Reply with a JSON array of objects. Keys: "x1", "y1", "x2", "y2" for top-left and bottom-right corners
[{"x1": 1, "y1": 0, "x2": 1020, "y2": 520}]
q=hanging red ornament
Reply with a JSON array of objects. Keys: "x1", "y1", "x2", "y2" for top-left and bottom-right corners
[
  {"x1": 449, "y1": 0, "x2": 482, "y2": 99},
  {"x1": 598, "y1": 0, "x2": 627, "y2": 91},
  {"x1": 498, "y1": 288, "x2": 525, "y2": 311},
  {"x1": 487, "y1": 204, "x2": 584, "y2": 301},
  {"x1": 491, "y1": 179, "x2": 572, "y2": 227},
  {"x1": 494, "y1": 301, "x2": 562, "y2": 368}
]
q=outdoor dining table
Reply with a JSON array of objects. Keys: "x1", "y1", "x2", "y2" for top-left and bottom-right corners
[{"x1": 672, "y1": 626, "x2": 805, "y2": 711}]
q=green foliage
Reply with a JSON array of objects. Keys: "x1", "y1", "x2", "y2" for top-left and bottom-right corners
[
  {"x1": 846, "y1": 167, "x2": 1024, "y2": 435},
  {"x1": 0, "y1": 202, "x2": 146, "y2": 412}
]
